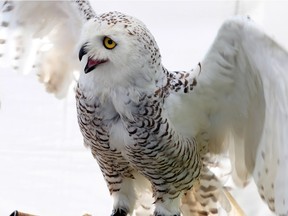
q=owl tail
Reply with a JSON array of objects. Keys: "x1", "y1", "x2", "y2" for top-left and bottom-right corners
[{"x1": 180, "y1": 163, "x2": 245, "y2": 216}]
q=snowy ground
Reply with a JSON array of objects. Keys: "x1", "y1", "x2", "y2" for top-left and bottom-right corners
[
  {"x1": 0, "y1": 1, "x2": 286, "y2": 215},
  {"x1": 0, "y1": 71, "x2": 112, "y2": 215}
]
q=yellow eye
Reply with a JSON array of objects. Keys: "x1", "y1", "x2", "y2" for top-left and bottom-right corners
[{"x1": 103, "y1": 36, "x2": 117, "y2": 50}]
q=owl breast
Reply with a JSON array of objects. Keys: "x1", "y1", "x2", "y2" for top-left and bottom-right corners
[
  {"x1": 75, "y1": 84, "x2": 134, "y2": 157},
  {"x1": 75, "y1": 84, "x2": 137, "y2": 193}
]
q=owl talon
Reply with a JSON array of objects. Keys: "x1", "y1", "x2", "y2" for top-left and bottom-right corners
[{"x1": 111, "y1": 208, "x2": 128, "y2": 216}]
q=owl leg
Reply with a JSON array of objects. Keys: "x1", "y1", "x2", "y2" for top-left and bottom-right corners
[
  {"x1": 111, "y1": 208, "x2": 128, "y2": 216},
  {"x1": 153, "y1": 195, "x2": 182, "y2": 216},
  {"x1": 91, "y1": 150, "x2": 136, "y2": 215},
  {"x1": 109, "y1": 177, "x2": 137, "y2": 216}
]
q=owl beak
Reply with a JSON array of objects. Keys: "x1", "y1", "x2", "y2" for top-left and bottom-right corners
[
  {"x1": 84, "y1": 58, "x2": 108, "y2": 74},
  {"x1": 79, "y1": 43, "x2": 108, "y2": 73},
  {"x1": 79, "y1": 43, "x2": 88, "y2": 61}
]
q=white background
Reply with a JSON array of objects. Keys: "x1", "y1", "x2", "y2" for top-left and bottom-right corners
[{"x1": 0, "y1": 1, "x2": 287, "y2": 215}]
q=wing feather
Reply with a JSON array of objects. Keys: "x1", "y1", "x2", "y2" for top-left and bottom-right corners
[
  {"x1": 191, "y1": 16, "x2": 288, "y2": 214},
  {"x1": 166, "y1": 16, "x2": 288, "y2": 215},
  {"x1": 0, "y1": 0, "x2": 95, "y2": 98}
]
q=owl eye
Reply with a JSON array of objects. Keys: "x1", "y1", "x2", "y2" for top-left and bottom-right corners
[{"x1": 103, "y1": 36, "x2": 117, "y2": 50}]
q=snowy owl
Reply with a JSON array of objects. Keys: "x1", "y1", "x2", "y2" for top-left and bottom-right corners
[
  {"x1": 1, "y1": 1, "x2": 288, "y2": 216},
  {"x1": 76, "y1": 10, "x2": 288, "y2": 216}
]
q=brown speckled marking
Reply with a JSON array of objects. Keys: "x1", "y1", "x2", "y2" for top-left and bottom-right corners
[{"x1": 74, "y1": 0, "x2": 96, "y2": 20}]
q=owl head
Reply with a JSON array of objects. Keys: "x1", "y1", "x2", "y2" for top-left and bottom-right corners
[{"x1": 78, "y1": 11, "x2": 163, "y2": 90}]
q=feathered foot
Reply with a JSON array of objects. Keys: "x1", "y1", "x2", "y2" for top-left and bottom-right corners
[{"x1": 111, "y1": 208, "x2": 128, "y2": 216}]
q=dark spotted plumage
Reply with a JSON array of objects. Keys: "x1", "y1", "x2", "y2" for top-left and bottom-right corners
[
  {"x1": 76, "y1": 68, "x2": 202, "y2": 212},
  {"x1": 76, "y1": 10, "x2": 227, "y2": 216},
  {"x1": 163, "y1": 65, "x2": 200, "y2": 94},
  {"x1": 121, "y1": 91, "x2": 201, "y2": 202},
  {"x1": 74, "y1": 0, "x2": 96, "y2": 20},
  {"x1": 76, "y1": 86, "x2": 135, "y2": 194}
]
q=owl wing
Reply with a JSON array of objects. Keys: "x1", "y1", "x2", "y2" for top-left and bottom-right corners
[
  {"x1": 0, "y1": 0, "x2": 95, "y2": 98},
  {"x1": 174, "y1": 16, "x2": 288, "y2": 215}
]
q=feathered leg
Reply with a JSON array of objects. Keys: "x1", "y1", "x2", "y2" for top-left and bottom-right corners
[{"x1": 91, "y1": 149, "x2": 136, "y2": 216}]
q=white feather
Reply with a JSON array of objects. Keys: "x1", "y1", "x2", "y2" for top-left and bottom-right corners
[
  {"x1": 1, "y1": 1, "x2": 85, "y2": 98},
  {"x1": 167, "y1": 16, "x2": 288, "y2": 215}
]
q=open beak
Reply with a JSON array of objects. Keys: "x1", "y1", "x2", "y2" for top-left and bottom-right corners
[
  {"x1": 79, "y1": 43, "x2": 108, "y2": 74},
  {"x1": 84, "y1": 58, "x2": 108, "y2": 74}
]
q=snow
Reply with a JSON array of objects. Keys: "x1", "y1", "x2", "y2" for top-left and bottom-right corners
[
  {"x1": 0, "y1": 1, "x2": 286, "y2": 215},
  {"x1": 0, "y1": 71, "x2": 112, "y2": 215}
]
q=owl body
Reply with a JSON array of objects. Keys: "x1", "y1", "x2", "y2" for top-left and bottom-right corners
[
  {"x1": 76, "y1": 11, "x2": 231, "y2": 216},
  {"x1": 76, "y1": 61, "x2": 202, "y2": 215},
  {"x1": 74, "y1": 7, "x2": 288, "y2": 216}
]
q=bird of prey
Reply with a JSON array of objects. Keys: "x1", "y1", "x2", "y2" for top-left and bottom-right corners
[{"x1": 1, "y1": 1, "x2": 287, "y2": 216}]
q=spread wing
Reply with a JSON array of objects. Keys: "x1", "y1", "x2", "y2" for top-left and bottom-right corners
[
  {"x1": 0, "y1": 0, "x2": 95, "y2": 98},
  {"x1": 170, "y1": 16, "x2": 288, "y2": 215}
]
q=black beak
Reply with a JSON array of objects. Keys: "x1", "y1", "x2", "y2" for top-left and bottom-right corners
[{"x1": 79, "y1": 43, "x2": 88, "y2": 61}]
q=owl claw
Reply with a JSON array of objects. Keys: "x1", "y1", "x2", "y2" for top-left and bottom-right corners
[{"x1": 111, "y1": 208, "x2": 128, "y2": 216}]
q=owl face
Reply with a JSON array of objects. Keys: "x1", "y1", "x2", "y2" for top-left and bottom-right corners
[{"x1": 78, "y1": 11, "x2": 162, "y2": 89}]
